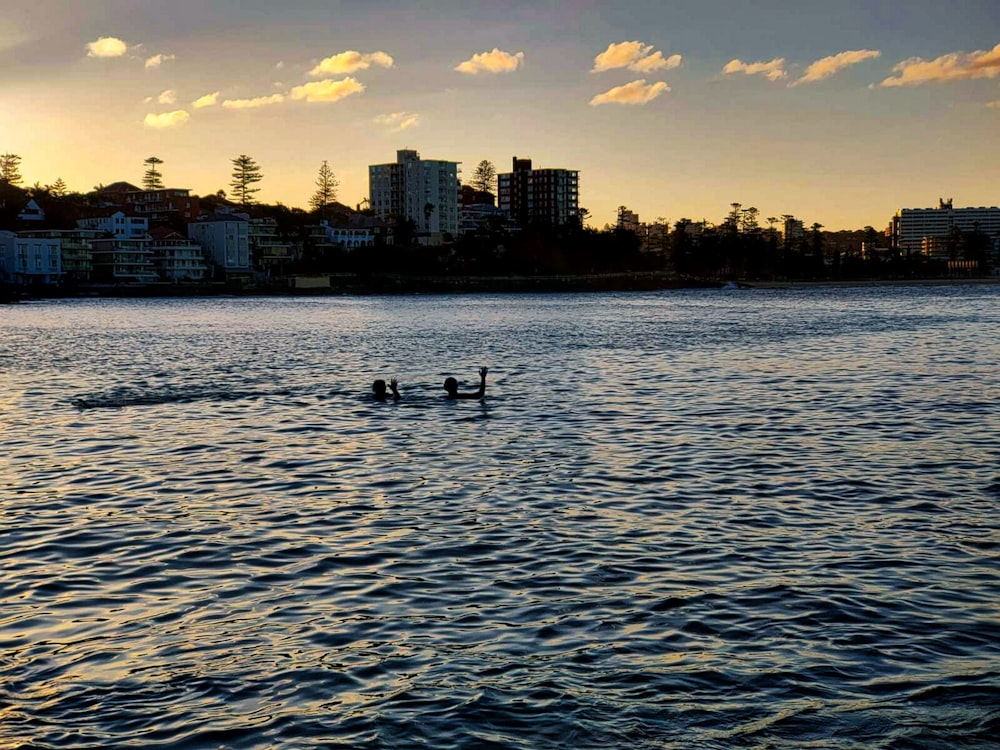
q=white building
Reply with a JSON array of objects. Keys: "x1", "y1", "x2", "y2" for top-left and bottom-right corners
[
  {"x1": 892, "y1": 199, "x2": 1000, "y2": 255},
  {"x1": 77, "y1": 210, "x2": 149, "y2": 239},
  {"x1": 0, "y1": 231, "x2": 62, "y2": 285},
  {"x1": 150, "y1": 230, "x2": 208, "y2": 281},
  {"x1": 188, "y1": 215, "x2": 251, "y2": 277},
  {"x1": 369, "y1": 149, "x2": 459, "y2": 237},
  {"x1": 317, "y1": 220, "x2": 375, "y2": 249}
]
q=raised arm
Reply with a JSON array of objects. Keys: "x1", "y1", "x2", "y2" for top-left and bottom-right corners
[
  {"x1": 473, "y1": 366, "x2": 488, "y2": 398},
  {"x1": 389, "y1": 377, "x2": 401, "y2": 401}
]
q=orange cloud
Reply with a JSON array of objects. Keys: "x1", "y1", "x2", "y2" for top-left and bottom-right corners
[
  {"x1": 722, "y1": 58, "x2": 787, "y2": 81},
  {"x1": 290, "y1": 77, "x2": 365, "y2": 103},
  {"x1": 221, "y1": 94, "x2": 285, "y2": 109},
  {"x1": 143, "y1": 110, "x2": 190, "y2": 128},
  {"x1": 794, "y1": 49, "x2": 880, "y2": 85},
  {"x1": 592, "y1": 41, "x2": 680, "y2": 73},
  {"x1": 192, "y1": 91, "x2": 220, "y2": 108},
  {"x1": 881, "y1": 43, "x2": 1000, "y2": 86},
  {"x1": 589, "y1": 79, "x2": 669, "y2": 106},
  {"x1": 455, "y1": 49, "x2": 524, "y2": 74},
  {"x1": 145, "y1": 53, "x2": 175, "y2": 69},
  {"x1": 374, "y1": 112, "x2": 421, "y2": 130},
  {"x1": 309, "y1": 51, "x2": 393, "y2": 76},
  {"x1": 86, "y1": 36, "x2": 128, "y2": 58}
]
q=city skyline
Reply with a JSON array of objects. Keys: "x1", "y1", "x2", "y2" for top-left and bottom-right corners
[{"x1": 2, "y1": 1, "x2": 998, "y2": 231}]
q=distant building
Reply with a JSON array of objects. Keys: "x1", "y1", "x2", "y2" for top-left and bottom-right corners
[
  {"x1": 459, "y1": 185, "x2": 495, "y2": 207},
  {"x1": 891, "y1": 199, "x2": 1000, "y2": 256},
  {"x1": 90, "y1": 237, "x2": 157, "y2": 284},
  {"x1": 783, "y1": 217, "x2": 805, "y2": 244},
  {"x1": 19, "y1": 229, "x2": 101, "y2": 282},
  {"x1": 617, "y1": 206, "x2": 640, "y2": 233},
  {"x1": 249, "y1": 217, "x2": 293, "y2": 278},
  {"x1": 188, "y1": 215, "x2": 251, "y2": 278},
  {"x1": 497, "y1": 156, "x2": 579, "y2": 228},
  {"x1": 308, "y1": 219, "x2": 375, "y2": 250},
  {"x1": 0, "y1": 231, "x2": 62, "y2": 285},
  {"x1": 149, "y1": 227, "x2": 208, "y2": 281},
  {"x1": 369, "y1": 149, "x2": 460, "y2": 237},
  {"x1": 18, "y1": 198, "x2": 45, "y2": 223},
  {"x1": 92, "y1": 183, "x2": 199, "y2": 225},
  {"x1": 77, "y1": 210, "x2": 149, "y2": 239}
]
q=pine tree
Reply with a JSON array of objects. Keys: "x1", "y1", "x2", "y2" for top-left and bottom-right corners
[
  {"x1": 470, "y1": 159, "x2": 496, "y2": 194},
  {"x1": 0, "y1": 153, "x2": 23, "y2": 186},
  {"x1": 309, "y1": 160, "x2": 339, "y2": 215},
  {"x1": 143, "y1": 156, "x2": 164, "y2": 190},
  {"x1": 230, "y1": 154, "x2": 263, "y2": 206},
  {"x1": 48, "y1": 177, "x2": 68, "y2": 197}
]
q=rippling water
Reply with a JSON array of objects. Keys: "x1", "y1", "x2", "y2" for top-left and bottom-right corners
[{"x1": 2, "y1": 286, "x2": 998, "y2": 749}]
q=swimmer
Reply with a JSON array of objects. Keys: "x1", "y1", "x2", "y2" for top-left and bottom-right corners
[
  {"x1": 372, "y1": 377, "x2": 401, "y2": 402},
  {"x1": 444, "y1": 367, "x2": 488, "y2": 400}
]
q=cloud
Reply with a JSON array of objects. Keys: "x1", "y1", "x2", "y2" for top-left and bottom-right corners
[
  {"x1": 455, "y1": 49, "x2": 525, "y2": 74},
  {"x1": 157, "y1": 89, "x2": 177, "y2": 104},
  {"x1": 143, "y1": 110, "x2": 190, "y2": 128},
  {"x1": 793, "y1": 49, "x2": 881, "y2": 85},
  {"x1": 592, "y1": 41, "x2": 680, "y2": 73},
  {"x1": 275, "y1": 61, "x2": 285, "y2": 70},
  {"x1": 290, "y1": 77, "x2": 365, "y2": 103},
  {"x1": 192, "y1": 91, "x2": 220, "y2": 108},
  {"x1": 86, "y1": 36, "x2": 128, "y2": 58},
  {"x1": 722, "y1": 58, "x2": 787, "y2": 81},
  {"x1": 309, "y1": 50, "x2": 394, "y2": 76},
  {"x1": 629, "y1": 51, "x2": 682, "y2": 73},
  {"x1": 145, "y1": 53, "x2": 175, "y2": 69},
  {"x1": 221, "y1": 93, "x2": 285, "y2": 109},
  {"x1": 880, "y1": 43, "x2": 1000, "y2": 86},
  {"x1": 374, "y1": 112, "x2": 421, "y2": 131},
  {"x1": 589, "y1": 79, "x2": 669, "y2": 106},
  {"x1": 987, "y1": 100, "x2": 1000, "y2": 109}
]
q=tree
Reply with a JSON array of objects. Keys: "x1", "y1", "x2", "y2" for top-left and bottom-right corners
[
  {"x1": 470, "y1": 159, "x2": 496, "y2": 194},
  {"x1": 0, "y1": 153, "x2": 23, "y2": 186},
  {"x1": 48, "y1": 178, "x2": 68, "y2": 197},
  {"x1": 143, "y1": 156, "x2": 164, "y2": 190},
  {"x1": 309, "y1": 160, "x2": 339, "y2": 215},
  {"x1": 230, "y1": 154, "x2": 263, "y2": 206}
]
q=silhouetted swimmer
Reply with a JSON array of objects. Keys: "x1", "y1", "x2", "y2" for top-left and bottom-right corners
[
  {"x1": 444, "y1": 367, "x2": 488, "y2": 399},
  {"x1": 372, "y1": 378, "x2": 400, "y2": 402}
]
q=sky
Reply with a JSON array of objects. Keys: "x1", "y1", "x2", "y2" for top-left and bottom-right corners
[{"x1": 1, "y1": 0, "x2": 998, "y2": 230}]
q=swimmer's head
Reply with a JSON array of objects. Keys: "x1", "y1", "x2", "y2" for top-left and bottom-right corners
[
  {"x1": 443, "y1": 377, "x2": 458, "y2": 395},
  {"x1": 372, "y1": 379, "x2": 387, "y2": 396}
]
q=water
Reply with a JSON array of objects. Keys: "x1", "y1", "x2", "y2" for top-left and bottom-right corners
[{"x1": 1, "y1": 286, "x2": 998, "y2": 749}]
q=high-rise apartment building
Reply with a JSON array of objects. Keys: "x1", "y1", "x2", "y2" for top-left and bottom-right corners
[
  {"x1": 497, "y1": 157, "x2": 579, "y2": 228},
  {"x1": 369, "y1": 150, "x2": 460, "y2": 237},
  {"x1": 891, "y1": 199, "x2": 1000, "y2": 255}
]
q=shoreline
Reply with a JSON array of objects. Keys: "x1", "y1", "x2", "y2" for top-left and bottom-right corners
[{"x1": 3, "y1": 273, "x2": 998, "y2": 301}]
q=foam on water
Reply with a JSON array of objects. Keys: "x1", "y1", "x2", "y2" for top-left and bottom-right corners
[{"x1": 1, "y1": 286, "x2": 998, "y2": 749}]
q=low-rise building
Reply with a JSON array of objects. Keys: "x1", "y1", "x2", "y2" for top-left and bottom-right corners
[
  {"x1": 149, "y1": 228, "x2": 208, "y2": 281},
  {"x1": 0, "y1": 231, "x2": 62, "y2": 285},
  {"x1": 90, "y1": 237, "x2": 158, "y2": 284},
  {"x1": 188, "y1": 215, "x2": 251, "y2": 279},
  {"x1": 249, "y1": 217, "x2": 293, "y2": 278},
  {"x1": 19, "y1": 229, "x2": 101, "y2": 282},
  {"x1": 77, "y1": 210, "x2": 149, "y2": 239}
]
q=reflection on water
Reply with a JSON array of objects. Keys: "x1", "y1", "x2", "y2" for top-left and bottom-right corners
[{"x1": 1, "y1": 286, "x2": 998, "y2": 749}]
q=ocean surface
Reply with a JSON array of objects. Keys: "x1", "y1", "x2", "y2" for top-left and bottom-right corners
[{"x1": 1, "y1": 285, "x2": 998, "y2": 749}]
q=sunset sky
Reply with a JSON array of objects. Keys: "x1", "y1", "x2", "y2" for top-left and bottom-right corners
[{"x1": 1, "y1": 0, "x2": 998, "y2": 230}]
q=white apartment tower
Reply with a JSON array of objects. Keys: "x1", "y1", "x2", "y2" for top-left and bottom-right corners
[
  {"x1": 892, "y1": 199, "x2": 1000, "y2": 255},
  {"x1": 369, "y1": 150, "x2": 460, "y2": 237}
]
